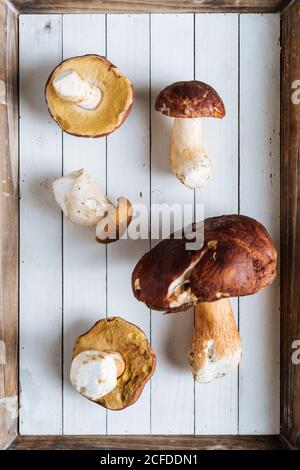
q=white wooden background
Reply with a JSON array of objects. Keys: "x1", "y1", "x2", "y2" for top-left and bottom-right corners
[{"x1": 19, "y1": 13, "x2": 280, "y2": 435}]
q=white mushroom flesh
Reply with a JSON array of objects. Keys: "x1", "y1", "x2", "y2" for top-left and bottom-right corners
[
  {"x1": 194, "y1": 339, "x2": 242, "y2": 383},
  {"x1": 170, "y1": 117, "x2": 211, "y2": 189},
  {"x1": 167, "y1": 257, "x2": 201, "y2": 308},
  {"x1": 70, "y1": 350, "x2": 123, "y2": 401},
  {"x1": 52, "y1": 169, "x2": 112, "y2": 226},
  {"x1": 53, "y1": 69, "x2": 102, "y2": 110}
]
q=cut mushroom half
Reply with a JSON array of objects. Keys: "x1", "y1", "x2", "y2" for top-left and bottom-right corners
[
  {"x1": 72, "y1": 317, "x2": 156, "y2": 410},
  {"x1": 96, "y1": 196, "x2": 133, "y2": 244},
  {"x1": 52, "y1": 169, "x2": 111, "y2": 227},
  {"x1": 155, "y1": 81, "x2": 225, "y2": 189},
  {"x1": 189, "y1": 299, "x2": 242, "y2": 383},
  {"x1": 45, "y1": 55, "x2": 134, "y2": 137},
  {"x1": 52, "y1": 169, "x2": 132, "y2": 243}
]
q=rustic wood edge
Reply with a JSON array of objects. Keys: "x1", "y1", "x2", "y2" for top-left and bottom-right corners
[
  {"x1": 3, "y1": 0, "x2": 293, "y2": 15},
  {"x1": 280, "y1": 0, "x2": 300, "y2": 451},
  {"x1": 9, "y1": 435, "x2": 289, "y2": 450},
  {"x1": 0, "y1": 0, "x2": 19, "y2": 452},
  {"x1": 0, "y1": 0, "x2": 298, "y2": 452}
]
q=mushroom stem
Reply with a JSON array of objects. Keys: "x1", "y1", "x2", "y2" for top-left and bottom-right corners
[
  {"x1": 53, "y1": 69, "x2": 102, "y2": 110},
  {"x1": 170, "y1": 117, "x2": 211, "y2": 189},
  {"x1": 189, "y1": 298, "x2": 242, "y2": 383},
  {"x1": 70, "y1": 350, "x2": 125, "y2": 401}
]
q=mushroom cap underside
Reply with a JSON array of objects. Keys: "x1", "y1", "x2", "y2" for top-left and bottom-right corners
[
  {"x1": 132, "y1": 214, "x2": 277, "y2": 312},
  {"x1": 73, "y1": 317, "x2": 156, "y2": 410},
  {"x1": 45, "y1": 55, "x2": 133, "y2": 137},
  {"x1": 155, "y1": 80, "x2": 225, "y2": 119}
]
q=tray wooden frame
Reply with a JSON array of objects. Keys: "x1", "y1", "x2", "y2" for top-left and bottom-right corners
[{"x1": 0, "y1": 0, "x2": 299, "y2": 450}]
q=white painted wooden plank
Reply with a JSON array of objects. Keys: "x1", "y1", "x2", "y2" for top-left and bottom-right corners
[
  {"x1": 239, "y1": 14, "x2": 280, "y2": 434},
  {"x1": 62, "y1": 14, "x2": 107, "y2": 435},
  {"x1": 151, "y1": 14, "x2": 195, "y2": 435},
  {"x1": 19, "y1": 15, "x2": 63, "y2": 434},
  {"x1": 106, "y1": 14, "x2": 151, "y2": 434},
  {"x1": 194, "y1": 13, "x2": 239, "y2": 435}
]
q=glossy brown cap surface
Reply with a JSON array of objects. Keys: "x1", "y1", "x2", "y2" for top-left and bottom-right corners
[
  {"x1": 155, "y1": 80, "x2": 225, "y2": 118},
  {"x1": 132, "y1": 215, "x2": 277, "y2": 312}
]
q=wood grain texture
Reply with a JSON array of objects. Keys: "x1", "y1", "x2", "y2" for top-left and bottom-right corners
[
  {"x1": 239, "y1": 14, "x2": 281, "y2": 435},
  {"x1": 106, "y1": 14, "x2": 151, "y2": 434},
  {"x1": 10, "y1": 434, "x2": 288, "y2": 450},
  {"x1": 19, "y1": 14, "x2": 63, "y2": 435},
  {"x1": 0, "y1": 0, "x2": 18, "y2": 451},
  {"x1": 281, "y1": 0, "x2": 300, "y2": 450},
  {"x1": 150, "y1": 14, "x2": 195, "y2": 435},
  {"x1": 6, "y1": 0, "x2": 291, "y2": 14},
  {"x1": 194, "y1": 13, "x2": 239, "y2": 435},
  {"x1": 62, "y1": 14, "x2": 107, "y2": 435}
]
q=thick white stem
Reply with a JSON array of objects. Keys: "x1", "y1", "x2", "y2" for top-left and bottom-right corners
[
  {"x1": 53, "y1": 70, "x2": 102, "y2": 110},
  {"x1": 70, "y1": 350, "x2": 125, "y2": 401},
  {"x1": 170, "y1": 118, "x2": 211, "y2": 189},
  {"x1": 189, "y1": 299, "x2": 242, "y2": 383}
]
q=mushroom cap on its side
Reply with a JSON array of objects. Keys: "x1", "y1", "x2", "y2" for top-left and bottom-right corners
[
  {"x1": 132, "y1": 214, "x2": 277, "y2": 312},
  {"x1": 155, "y1": 80, "x2": 225, "y2": 119},
  {"x1": 45, "y1": 54, "x2": 134, "y2": 138},
  {"x1": 73, "y1": 317, "x2": 156, "y2": 410}
]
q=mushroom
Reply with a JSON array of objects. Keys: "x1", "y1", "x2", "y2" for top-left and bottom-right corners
[
  {"x1": 45, "y1": 54, "x2": 134, "y2": 137},
  {"x1": 155, "y1": 81, "x2": 225, "y2": 189},
  {"x1": 52, "y1": 169, "x2": 132, "y2": 242},
  {"x1": 132, "y1": 214, "x2": 277, "y2": 382},
  {"x1": 71, "y1": 317, "x2": 156, "y2": 410}
]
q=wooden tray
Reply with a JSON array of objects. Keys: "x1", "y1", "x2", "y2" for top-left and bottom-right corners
[{"x1": 0, "y1": 0, "x2": 299, "y2": 450}]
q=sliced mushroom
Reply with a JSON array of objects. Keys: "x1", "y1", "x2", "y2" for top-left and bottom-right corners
[
  {"x1": 155, "y1": 81, "x2": 225, "y2": 189},
  {"x1": 72, "y1": 317, "x2": 156, "y2": 410},
  {"x1": 52, "y1": 169, "x2": 111, "y2": 227},
  {"x1": 45, "y1": 55, "x2": 134, "y2": 137},
  {"x1": 52, "y1": 169, "x2": 132, "y2": 243}
]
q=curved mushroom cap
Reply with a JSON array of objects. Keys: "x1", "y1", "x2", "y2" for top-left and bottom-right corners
[
  {"x1": 132, "y1": 214, "x2": 277, "y2": 312},
  {"x1": 155, "y1": 81, "x2": 225, "y2": 119},
  {"x1": 45, "y1": 55, "x2": 134, "y2": 137},
  {"x1": 73, "y1": 317, "x2": 156, "y2": 410}
]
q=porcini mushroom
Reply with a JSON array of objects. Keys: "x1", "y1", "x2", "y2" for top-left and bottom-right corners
[
  {"x1": 132, "y1": 214, "x2": 277, "y2": 382},
  {"x1": 155, "y1": 81, "x2": 225, "y2": 189},
  {"x1": 52, "y1": 169, "x2": 132, "y2": 242},
  {"x1": 45, "y1": 55, "x2": 134, "y2": 137},
  {"x1": 71, "y1": 317, "x2": 156, "y2": 410}
]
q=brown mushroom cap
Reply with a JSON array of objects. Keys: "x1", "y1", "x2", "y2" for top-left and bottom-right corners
[
  {"x1": 132, "y1": 214, "x2": 277, "y2": 312},
  {"x1": 73, "y1": 317, "x2": 156, "y2": 410},
  {"x1": 45, "y1": 54, "x2": 134, "y2": 138},
  {"x1": 155, "y1": 80, "x2": 225, "y2": 119}
]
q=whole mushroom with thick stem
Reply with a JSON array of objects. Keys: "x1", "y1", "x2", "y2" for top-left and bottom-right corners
[
  {"x1": 45, "y1": 54, "x2": 134, "y2": 137},
  {"x1": 52, "y1": 168, "x2": 132, "y2": 243},
  {"x1": 132, "y1": 214, "x2": 277, "y2": 382},
  {"x1": 155, "y1": 81, "x2": 225, "y2": 189},
  {"x1": 70, "y1": 317, "x2": 156, "y2": 410}
]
